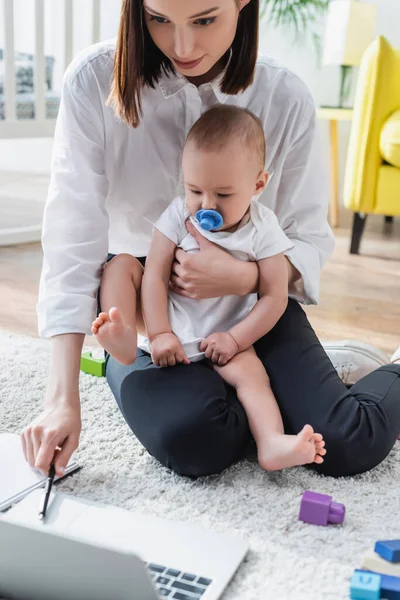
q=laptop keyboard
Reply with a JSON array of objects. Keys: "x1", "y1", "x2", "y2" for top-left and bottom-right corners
[{"x1": 146, "y1": 562, "x2": 212, "y2": 599}]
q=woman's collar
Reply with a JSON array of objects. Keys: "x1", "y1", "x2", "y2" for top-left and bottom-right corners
[{"x1": 158, "y1": 49, "x2": 233, "y2": 104}]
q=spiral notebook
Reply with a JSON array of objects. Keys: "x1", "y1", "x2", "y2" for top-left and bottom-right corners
[{"x1": 0, "y1": 433, "x2": 80, "y2": 512}]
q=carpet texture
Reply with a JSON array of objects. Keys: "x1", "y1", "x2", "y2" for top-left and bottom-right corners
[{"x1": 1, "y1": 329, "x2": 400, "y2": 600}]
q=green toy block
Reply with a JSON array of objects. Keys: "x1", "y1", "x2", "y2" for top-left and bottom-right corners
[{"x1": 80, "y1": 351, "x2": 105, "y2": 377}]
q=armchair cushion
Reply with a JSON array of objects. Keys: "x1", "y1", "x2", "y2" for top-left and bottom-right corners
[{"x1": 380, "y1": 109, "x2": 400, "y2": 169}]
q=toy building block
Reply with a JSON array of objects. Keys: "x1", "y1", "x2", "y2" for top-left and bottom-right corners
[
  {"x1": 80, "y1": 351, "x2": 105, "y2": 377},
  {"x1": 375, "y1": 541, "x2": 400, "y2": 563},
  {"x1": 350, "y1": 571, "x2": 381, "y2": 600},
  {"x1": 298, "y1": 490, "x2": 345, "y2": 526},
  {"x1": 355, "y1": 569, "x2": 400, "y2": 600},
  {"x1": 362, "y1": 550, "x2": 400, "y2": 577}
]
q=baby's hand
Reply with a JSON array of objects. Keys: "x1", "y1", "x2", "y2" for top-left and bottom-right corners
[
  {"x1": 150, "y1": 333, "x2": 190, "y2": 368},
  {"x1": 199, "y1": 332, "x2": 239, "y2": 366}
]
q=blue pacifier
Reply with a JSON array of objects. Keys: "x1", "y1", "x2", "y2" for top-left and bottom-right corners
[{"x1": 196, "y1": 209, "x2": 224, "y2": 231}]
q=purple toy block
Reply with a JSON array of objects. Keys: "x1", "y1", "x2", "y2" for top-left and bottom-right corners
[{"x1": 299, "y1": 490, "x2": 345, "y2": 526}]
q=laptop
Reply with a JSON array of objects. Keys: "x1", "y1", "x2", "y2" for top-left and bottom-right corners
[{"x1": 0, "y1": 490, "x2": 248, "y2": 600}]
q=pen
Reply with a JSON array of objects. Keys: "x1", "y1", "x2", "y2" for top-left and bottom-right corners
[{"x1": 38, "y1": 462, "x2": 56, "y2": 521}]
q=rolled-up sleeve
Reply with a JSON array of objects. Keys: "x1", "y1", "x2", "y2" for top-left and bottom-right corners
[
  {"x1": 276, "y1": 98, "x2": 334, "y2": 305},
  {"x1": 37, "y1": 63, "x2": 109, "y2": 338}
]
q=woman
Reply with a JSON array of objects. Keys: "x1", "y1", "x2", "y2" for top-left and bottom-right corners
[{"x1": 23, "y1": 0, "x2": 400, "y2": 479}]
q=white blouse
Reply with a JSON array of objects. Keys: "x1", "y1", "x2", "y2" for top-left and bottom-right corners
[{"x1": 37, "y1": 39, "x2": 334, "y2": 338}]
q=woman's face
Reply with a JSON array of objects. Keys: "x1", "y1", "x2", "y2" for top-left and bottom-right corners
[{"x1": 144, "y1": 0, "x2": 250, "y2": 79}]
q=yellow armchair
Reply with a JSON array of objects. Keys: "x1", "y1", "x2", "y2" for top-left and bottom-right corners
[{"x1": 343, "y1": 36, "x2": 400, "y2": 254}]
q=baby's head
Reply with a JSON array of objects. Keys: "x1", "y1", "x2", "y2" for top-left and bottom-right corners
[{"x1": 183, "y1": 105, "x2": 268, "y2": 231}]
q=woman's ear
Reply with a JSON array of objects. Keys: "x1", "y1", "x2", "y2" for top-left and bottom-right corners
[{"x1": 254, "y1": 171, "x2": 269, "y2": 195}]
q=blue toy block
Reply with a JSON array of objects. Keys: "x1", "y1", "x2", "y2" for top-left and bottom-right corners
[
  {"x1": 375, "y1": 540, "x2": 400, "y2": 563},
  {"x1": 350, "y1": 571, "x2": 381, "y2": 600},
  {"x1": 355, "y1": 569, "x2": 400, "y2": 600}
]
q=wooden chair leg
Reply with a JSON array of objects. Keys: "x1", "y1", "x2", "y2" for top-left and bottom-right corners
[{"x1": 350, "y1": 213, "x2": 367, "y2": 254}]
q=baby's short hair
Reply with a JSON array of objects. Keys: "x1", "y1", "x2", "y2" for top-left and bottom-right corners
[{"x1": 185, "y1": 105, "x2": 266, "y2": 170}]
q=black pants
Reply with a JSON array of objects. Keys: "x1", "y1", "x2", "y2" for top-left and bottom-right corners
[{"x1": 102, "y1": 257, "x2": 400, "y2": 478}]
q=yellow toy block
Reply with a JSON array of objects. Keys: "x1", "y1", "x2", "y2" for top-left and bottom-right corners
[{"x1": 362, "y1": 550, "x2": 400, "y2": 578}]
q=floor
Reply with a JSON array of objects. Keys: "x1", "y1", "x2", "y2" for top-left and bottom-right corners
[{"x1": 1, "y1": 172, "x2": 400, "y2": 355}]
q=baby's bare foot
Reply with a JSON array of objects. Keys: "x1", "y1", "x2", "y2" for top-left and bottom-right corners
[
  {"x1": 91, "y1": 307, "x2": 137, "y2": 365},
  {"x1": 257, "y1": 424, "x2": 327, "y2": 472}
]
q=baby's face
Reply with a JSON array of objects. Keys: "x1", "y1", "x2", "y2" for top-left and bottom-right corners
[{"x1": 182, "y1": 140, "x2": 268, "y2": 231}]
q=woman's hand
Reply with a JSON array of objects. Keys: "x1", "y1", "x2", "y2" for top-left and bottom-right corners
[
  {"x1": 21, "y1": 399, "x2": 82, "y2": 477},
  {"x1": 150, "y1": 333, "x2": 191, "y2": 367},
  {"x1": 170, "y1": 221, "x2": 259, "y2": 299},
  {"x1": 200, "y1": 332, "x2": 239, "y2": 366}
]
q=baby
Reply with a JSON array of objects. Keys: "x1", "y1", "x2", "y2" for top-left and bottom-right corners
[{"x1": 92, "y1": 105, "x2": 326, "y2": 472}]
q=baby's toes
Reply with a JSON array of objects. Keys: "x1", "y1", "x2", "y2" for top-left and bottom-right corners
[
  {"x1": 314, "y1": 454, "x2": 324, "y2": 464},
  {"x1": 313, "y1": 433, "x2": 323, "y2": 443},
  {"x1": 298, "y1": 424, "x2": 314, "y2": 441},
  {"x1": 316, "y1": 447, "x2": 327, "y2": 456}
]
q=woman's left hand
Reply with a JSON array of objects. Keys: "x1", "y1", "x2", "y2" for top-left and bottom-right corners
[{"x1": 170, "y1": 221, "x2": 249, "y2": 299}]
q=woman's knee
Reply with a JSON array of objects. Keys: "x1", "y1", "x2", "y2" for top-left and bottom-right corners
[
  {"x1": 118, "y1": 367, "x2": 250, "y2": 477},
  {"x1": 308, "y1": 421, "x2": 395, "y2": 478}
]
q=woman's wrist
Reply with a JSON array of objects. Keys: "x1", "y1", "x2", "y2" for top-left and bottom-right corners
[
  {"x1": 234, "y1": 259, "x2": 259, "y2": 295},
  {"x1": 230, "y1": 256, "x2": 300, "y2": 296},
  {"x1": 45, "y1": 381, "x2": 81, "y2": 408}
]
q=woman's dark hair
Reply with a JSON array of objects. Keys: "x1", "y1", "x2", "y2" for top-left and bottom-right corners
[{"x1": 107, "y1": 0, "x2": 259, "y2": 128}]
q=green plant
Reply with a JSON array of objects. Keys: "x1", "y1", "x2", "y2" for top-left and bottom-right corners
[{"x1": 259, "y1": 0, "x2": 329, "y2": 38}]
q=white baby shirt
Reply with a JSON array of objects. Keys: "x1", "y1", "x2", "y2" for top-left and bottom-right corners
[{"x1": 139, "y1": 196, "x2": 294, "y2": 361}]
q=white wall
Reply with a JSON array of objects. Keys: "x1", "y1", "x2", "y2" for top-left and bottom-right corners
[
  {"x1": 1, "y1": 0, "x2": 400, "y2": 183},
  {"x1": 259, "y1": 0, "x2": 400, "y2": 206},
  {"x1": 259, "y1": 0, "x2": 400, "y2": 104}
]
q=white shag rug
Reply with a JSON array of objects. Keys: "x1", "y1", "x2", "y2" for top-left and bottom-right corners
[{"x1": 1, "y1": 329, "x2": 400, "y2": 600}]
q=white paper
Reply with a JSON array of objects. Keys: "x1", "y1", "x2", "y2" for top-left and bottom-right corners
[
  {"x1": 0, "y1": 433, "x2": 79, "y2": 511},
  {"x1": 0, "y1": 434, "x2": 45, "y2": 498}
]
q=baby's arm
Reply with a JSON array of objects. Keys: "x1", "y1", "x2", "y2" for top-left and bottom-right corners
[
  {"x1": 228, "y1": 252, "x2": 288, "y2": 352},
  {"x1": 200, "y1": 252, "x2": 288, "y2": 365},
  {"x1": 142, "y1": 230, "x2": 190, "y2": 366}
]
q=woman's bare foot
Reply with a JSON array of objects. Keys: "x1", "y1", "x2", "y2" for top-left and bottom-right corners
[
  {"x1": 257, "y1": 424, "x2": 326, "y2": 472},
  {"x1": 91, "y1": 307, "x2": 137, "y2": 365}
]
